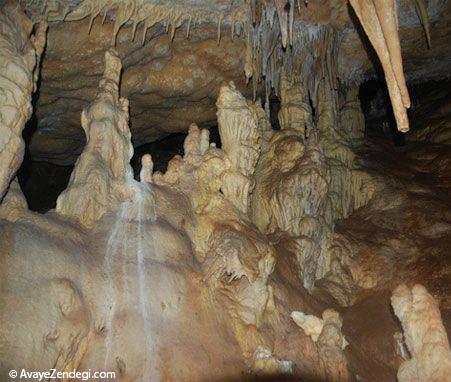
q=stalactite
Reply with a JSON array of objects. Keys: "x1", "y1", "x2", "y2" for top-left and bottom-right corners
[
  {"x1": 0, "y1": 179, "x2": 28, "y2": 222},
  {"x1": 349, "y1": 0, "x2": 411, "y2": 132},
  {"x1": 274, "y1": 0, "x2": 289, "y2": 48},
  {"x1": 217, "y1": 14, "x2": 223, "y2": 45},
  {"x1": 34, "y1": 0, "x2": 248, "y2": 53},
  {"x1": 186, "y1": 15, "x2": 192, "y2": 38},
  {"x1": 244, "y1": 2, "x2": 341, "y2": 117},
  {"x1": 0, "y1": 6, "x2": 47, "y2": 203},
  {"x1": 412, "y1": 0, "x2": 432, "y2": 48}
]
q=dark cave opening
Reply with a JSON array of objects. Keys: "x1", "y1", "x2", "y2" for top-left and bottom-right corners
[
  {"x1": 358, "y1": 78, "x2": 451, "y2": 147},
  {"x1": 358, "y1": 78, "x2": 406, "y2": 146},
  {"x1": 18, "y1": 123, "x2": 222, "y2": 213},
  {"x1": 268, "y1": 89, "x2": 282, "y2": 130}
]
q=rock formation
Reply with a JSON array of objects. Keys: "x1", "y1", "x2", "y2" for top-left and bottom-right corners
[
  {"x1": 0, "y1": 2, "x2": 450, "y2": 382},
  {"x1": 216, "y1": 83, "x2": 260, "y2": 214},
  {"x1": 250, "y1": 73, "x2": 375, "y2": 297},
  {"x1": 392, "y1": 284, "x2": 451, "y2": 382},
  {"x1": 291, "y1": 309, "x2": 349, "y2": 381},
  {"x1": 0, "y1": 4, "x2": 47, "y2": 201},
  {"x1": 55, "y1": 48, "x2": 134, "y2": 228},
  {"x1": 349, "y1": 0, "x2": 411, "y2": 132},
  {"x1": 15, "y1": 0, "x2": 449, "y2": 163}
]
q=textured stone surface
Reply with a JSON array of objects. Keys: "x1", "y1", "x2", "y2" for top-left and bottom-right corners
[
  {"x1": 392, "y1": 284, "x2": 451, "y2": 382},
  {"x1": 23, "y1": 0, "x2": 451, "y2": 164},
  {"x1": 32, "y1": 18, "x2": 249, "y2": 164},
  {"x1": 0, "y1": 3, "x2": 450, "y2": 381},
  {"x1": 0, "y1": 5, "x2": 46, "y2": 200},
  {"x1": 55, "y1": 48, "x2": 135, "y2": 228},
  {"x1": 0, "y1": 58, "x2": 339, "y2": 380}
]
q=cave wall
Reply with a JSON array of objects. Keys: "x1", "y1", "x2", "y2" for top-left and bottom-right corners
[{"x1": 0, "y1": 1, "x2": 450, "y2": 382}]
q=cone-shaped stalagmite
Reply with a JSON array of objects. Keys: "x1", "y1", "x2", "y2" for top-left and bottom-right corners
[{"x1": 56, "y1": 49, "x2": 133, "y2": 228}]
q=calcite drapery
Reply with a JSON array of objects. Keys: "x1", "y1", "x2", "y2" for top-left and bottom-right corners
[
  {"x1": 0, "y1": 5, "x2": 47, "y2": 202},
  {"x1": 55, "y1": 49, "x2": 134, "y2": 228},
  {"x1": 349, "y1": 0, "x2": 411, "y2": 132},
  {"x1": 391, "y1": 284, "x2": 451, "y2": 382}
]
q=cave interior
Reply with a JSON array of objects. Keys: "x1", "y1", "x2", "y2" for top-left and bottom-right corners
[{"x1": 0, "y1": 0, "x2": 450, "y2": 381}]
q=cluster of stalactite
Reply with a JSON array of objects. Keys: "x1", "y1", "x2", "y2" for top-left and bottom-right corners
[
  {"x1": 245, "y1": 5, "x2": 339, "y2": 110},
  {"x1": 348, "y1": 0, "x2": 411, "y2": 132},
  {"x1": 21, "y1": 0, "x2": 248, "y2": 45},
  {"x1": 21, "y1": 0, "x2": 415, "y2": 135}
]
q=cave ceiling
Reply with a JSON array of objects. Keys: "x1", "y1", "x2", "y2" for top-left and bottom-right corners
[{"x1": 22, "y1": 0, "x2": 451, "y2": 164}]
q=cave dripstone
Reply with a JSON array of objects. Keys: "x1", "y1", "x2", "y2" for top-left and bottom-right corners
[{"x1": 0, "y1": 1, "x2": 451, "y2": 381}]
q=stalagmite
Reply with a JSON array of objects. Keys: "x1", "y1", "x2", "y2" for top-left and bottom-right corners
[
  {"x1": 349, "y1": 0, "x2": 411, "y2": 132},
  {"x1": 316, "y1": 310, "x2": 350, "y2": 382},
  {"x1": 291, "y1": 309, "x2": 349, "y2": 381},
  {"x1": 250, "y1": 102, "x2": 334, "y2": 289},
  {"x1": 278, "y1": 73, "x2": 313, "y2": 136},
  {"x1": 56, "y1": 49, "x2": 134, "y2": 228},
  {"x1": 148, "y1": 95, "x2": 282, "y2": 371},
  {"x1": 0, "y1": 178, "x2": 28, "y2": 222},
  {"x1": 291, "y1": 310, "x2": 348, "y2": 348},
  {"x1": 0, "y1": 6, "x2": 47, "y2": 202},
  {"x1": 0, "y1": 0, "x2": 450, "y2": 380},
  {"x1": 291, "y1": 311, "x2": 323, "y2": 342},
  {"x1": 217, "y1": 82, "x2": 260, "y2": 214},
  {"x1": 339, "y1": 85, "x2": 365, "y2": 141},
  {"x1": 140, "y1": 154, "x2": 154, "y2": 183},
  {"x1": 391, "y1": 284, "x2": 451, "y2": 382},
  {"x1": 318, "y1": 79, "x2": 375, "y2": 220}
]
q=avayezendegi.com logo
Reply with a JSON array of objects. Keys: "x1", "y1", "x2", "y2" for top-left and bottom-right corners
[{"x1": 8, "y1": 369, "x2": 116, "y2": 381}]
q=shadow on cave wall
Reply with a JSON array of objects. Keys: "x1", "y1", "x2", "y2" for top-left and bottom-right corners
[{"x1": 18, "y1": 127, "x2": 222, "y2": 213}]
